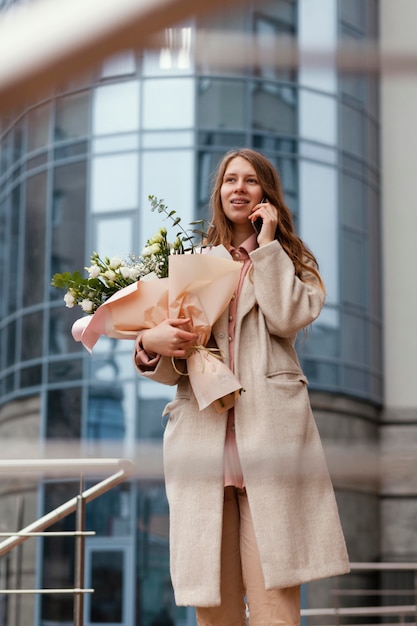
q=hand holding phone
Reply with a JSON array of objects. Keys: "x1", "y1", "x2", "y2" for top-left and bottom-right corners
[{"x1": 252, "y1": 197, "x2": 268, "y2": 234}]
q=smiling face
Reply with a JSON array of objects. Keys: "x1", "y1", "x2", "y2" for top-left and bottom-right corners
[{"x1": 220, "y1": 156, "x2": 264, "y2": 236}]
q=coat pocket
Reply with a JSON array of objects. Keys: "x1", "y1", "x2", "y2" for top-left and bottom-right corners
[{"x1": 266, "y1": 370, "x2": 308, "y2": 385}]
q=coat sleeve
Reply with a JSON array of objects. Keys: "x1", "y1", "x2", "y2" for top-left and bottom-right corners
[
  {"x1": 249, "y1": 240, "x2": 325, "y2": 338},
  {"x1": 132, "y1": 333, "x2": 184, "y2": 386}
]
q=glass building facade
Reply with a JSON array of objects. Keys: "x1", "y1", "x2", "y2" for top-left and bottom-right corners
[{"x1": 0, "y1": 0, "x2": 381, "y2": 624}]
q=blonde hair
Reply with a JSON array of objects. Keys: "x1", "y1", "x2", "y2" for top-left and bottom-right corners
[{"x1": 206, "y1": 148, "x2": 325, "y2": 291}]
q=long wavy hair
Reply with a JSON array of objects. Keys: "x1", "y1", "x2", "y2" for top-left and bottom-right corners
[{"x1": 206, "y1": 148, "x2": 325, "y2": 291}]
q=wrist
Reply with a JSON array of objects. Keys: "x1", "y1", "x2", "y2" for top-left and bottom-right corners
[{"x1": 140, "y1": 333, "x2": 157, "y2": 358}]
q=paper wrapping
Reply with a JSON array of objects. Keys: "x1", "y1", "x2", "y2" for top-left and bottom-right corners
[{"x1": 71, "y1": 246, "x2": 243, "y2": 412}]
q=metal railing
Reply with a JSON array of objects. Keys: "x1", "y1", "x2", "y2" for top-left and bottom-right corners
[
  {"x1": 0, "y1": 458, "x2": 136, "y2": 626},
  {"x1": 1, "y1": 460, "x2": 416, "y2": 626},
  {"x1": 301, "y1": 562, "x2": 417, "y2": 626}
]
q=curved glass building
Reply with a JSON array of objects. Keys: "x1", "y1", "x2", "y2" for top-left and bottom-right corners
[{"x1": 0, "y1": 0, "x2": 391, "y2": 624}]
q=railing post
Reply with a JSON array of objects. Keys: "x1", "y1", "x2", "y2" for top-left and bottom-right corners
[{"x1": 74, "y1": 477, "x2": 86, "y2": 626}]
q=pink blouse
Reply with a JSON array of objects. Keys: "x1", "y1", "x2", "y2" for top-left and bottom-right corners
[{"x1": 224, "y1": 233, "x2": 258, "y2": 488}]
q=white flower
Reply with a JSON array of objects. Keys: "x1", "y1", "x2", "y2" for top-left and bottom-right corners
[
  {"x1": 81, "y1": 299, "x2": 94, "y2": 313},
  {"x1": 110, "y1": 256, "x2": 122, "y2": 269},
  {"x1": 129, "y1": 266, "x2": 141, "y2": 280},
  {"x1": 86, "y1": 264, "x2": 100, "y2": 278},
  {"x1": 64, "y1": 292, "x2": 75, "y2": 308},
  {"x1": 104, "y1": 270, "x2": 116, "y2": 281},
  {"x1": 142, "y1": 243, "x2": 160, "y2": 257},
  {"x1": 119, "y1": 266, "x2": 131, "y2": 279}
]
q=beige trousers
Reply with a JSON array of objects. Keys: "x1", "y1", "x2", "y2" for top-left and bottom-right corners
[{"x1": 196, "y1": 487, "x2": 300, "y2": 626}]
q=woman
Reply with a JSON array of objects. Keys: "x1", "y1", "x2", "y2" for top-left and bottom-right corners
[{"x1": 134, "y1": 149, "x2": 349, "y2": 624}]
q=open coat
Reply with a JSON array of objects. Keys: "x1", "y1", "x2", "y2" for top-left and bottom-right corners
[{"x1": 135, "y1": 240, "x2": 350, "y2": 607}]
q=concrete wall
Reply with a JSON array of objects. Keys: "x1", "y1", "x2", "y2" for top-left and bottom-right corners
[{"x1": 380, "y1": 0, "x2": 417, "y2": 565}]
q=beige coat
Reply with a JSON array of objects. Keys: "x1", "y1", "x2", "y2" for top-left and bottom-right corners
[{"x1": 136, "y1": 240, "x2": 350, "y2": 607}]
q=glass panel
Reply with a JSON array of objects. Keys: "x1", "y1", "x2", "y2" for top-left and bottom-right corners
[
  {"x1": 368, "y1": 185, "x2": 381, "y2": 317},
  {"x1": 48, "y1": 358, "x2": 83, "y2": 383},
  {"x1": 199, "y1": 131, "x2": 246, "y2": 148},
  {"x1": 137, "y1": 485, "x2": 176, "y2": 622},
  {"x1": 342, "y1": 230, "x2": 367, "y2": 307},
  {"x1": 342, "y1": 312, "x2": 367, "y2": 365},
  {"x1": 342, "y1": 365, "x2": 367, "y2": 394},
  {"x1": 13, "y1": 122, "x2": 24, "y2": 163},
  {"x1": 272, "y1": 155, "x2": 298, "y2": 213},
  {"x1": 340, "y1": 0, "x2": 365, "y2": 31},
  {"x1": 50, "y1": 161, "x2": 87, "y2": 281},
  {"x1": 28, "y1": 102, "x2": 51, "y2": 151},
  {"x1": 20, "y1": 364, "x2": 42, "y2": 388},
  {"x1": 92, "y1": 134, "x2": 139, "y2": 154},
  {"x1": 259, "y1": 0, "x2": 296, "y2": 25},
  {"x1": 341, "y1": 173, "x2": 364, "y2": 230},
  {"x1": 370, "y1": 320, "x2": 382, "y2": 372},
  {"x1": 339, "y1": 27, "x2": 368, "y2": 107},
  {"x1": 367, "y1": 116, "x2": 379, "y2": 167},
  {"x1": 198, "y1": 78, "x2": 246, "y2": 129},
  {"x1": 340, "y1": 72, "x2": 365, "y2": 103},
  {"x1": 87, "y1": 384, "x2": 126, "y2": 441},
  {"x1": 299, "y1": 90, "x2": 336, "y2": 144},
  {"x1": 142, "y1": 130, "x2": 194, "y2": 149},
  {"x1": 302, "y1": 358, "x2": 339, "y2": 389},
  {"x1": 91, "y1": 154, "x2": 138, "y2": 212},
  {"x1": 101, "y1": 50, "x2": 137, "y2": 78},
  {"x1": 254, "y1": 11, "x2": 295, "y2": 82},
  {"x1": 5, "y1": 321, "x2": 16, "y2": 368},
  {"x1": 0, "y1": 131, "x2": 12, "y2": 174},
  {"x1": 93, "y1": 81, "x2": 139, "y2": 135},
  {"x1": 5, "y1": 372, "x2": 14, "y2": 394},
  {"x1": 41, "y1": 481, "x2": 79, "y2": 623},
  {"x1": 143, "y1": 26, "x2": 193, "y2": 76},
  {"x1": 49, "y1": 305, "x2": 84, "y2": 355},
  {"x1": 54, "y1": 91, "x2": 90, "y2": 141},
  {"x1": 46, "y1": 387, "x2": 82, "y2": 438},
  {"x1": 143, "y1": 78, "x2": 194, "y2": 129},
  {"x1": 27, "y1": 153, "x2": 47, "y2": 170},
  {"x1": 140, "y1": 150, "x2": 194, "y2": 248},
  {"x1": 23, "y1": 173, "x2": 47, "y2": 307},
  {"x1": 252, "y1": 82, "x2": 296, "y2": 134},
  {"x1": 21, "y1": 311, "x2": 43, "y2": 360},
  {"x1": 90, "y1": 550, "x2": 124, "y2": 623},
  {"x1": 0, "y1": 200, "x2": 5, "y2": 317},
  {"x1": 136, "y1": 396, "x2": 168, "y2": 439},
  {"x1": 299, "y1": 141, "x2": 337, "y2": 165},
  {"x1": 86, "y1": 484, "x2": 131, "y2": 537},
  {"x1": 9, "y1": 186, "x2": 21, "y2": 313},
  {"x1": 340, "y1": 103, "x2": 364, "y2": 156},
  {"x1": 95, "y1": 216, "x2": 134, "y2": 260},
  {"x1": 299, "y1": 161, "x2": 338, "y2": 305},
  {"x1": 54, "y1": 140, "x2": 87, "y2": 159},
  {"x1": 297, "y1": 316, "x2": 339, "y2": 359},
  {"x1": 87, "y1": 369, "x2": 136, "y2": 448},
  {"x1": 298, "y1": 0, "x2": 337, "y2": 93}
]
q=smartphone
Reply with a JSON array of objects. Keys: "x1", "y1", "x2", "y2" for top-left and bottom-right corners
[{"x1": 252, "y1": 197, "x2": 267, "y2": 234}]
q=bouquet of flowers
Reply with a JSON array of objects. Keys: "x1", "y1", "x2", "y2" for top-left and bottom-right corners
[{"x1": 51, "y1": 197, "x2": 243, "y2": 413}]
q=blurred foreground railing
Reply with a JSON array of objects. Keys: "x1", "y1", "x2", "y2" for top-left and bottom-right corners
[
  {"x1": 0, "y1": 458, "x2": 136, "y2": 626},
  {"x1": 301, "y1": 562, "x2": 417, "y2": 626}
]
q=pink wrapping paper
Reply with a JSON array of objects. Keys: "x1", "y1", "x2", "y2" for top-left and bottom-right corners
[{"x1": 71, "y1": 246, "x2": 243, "y2": 412}]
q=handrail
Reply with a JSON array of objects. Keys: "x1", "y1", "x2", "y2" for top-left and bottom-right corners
[
  {"x1": 0, "y1": 458, "x2": 136, "y2": 626},
  {"x1": 0, "y1": 458, "x2": 136, "y2": 556},
  {"x1": 301, "y1": 562, "x2": 417, "y2": 625}
]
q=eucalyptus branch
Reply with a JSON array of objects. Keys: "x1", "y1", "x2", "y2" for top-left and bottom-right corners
[{"x1": 148, "y1": 195, "x2": 209, "y2": 252}]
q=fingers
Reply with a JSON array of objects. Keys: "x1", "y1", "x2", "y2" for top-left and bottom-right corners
[
  {"x1": 250, "y1": 201, "x2": 278, "y2": 246},
  {"x1": 142, "y1": 318, "x2": 199, "y2": 358}
]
